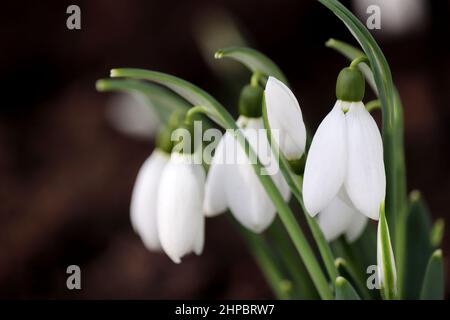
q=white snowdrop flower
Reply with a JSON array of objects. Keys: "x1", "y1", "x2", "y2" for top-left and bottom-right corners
[
  {"x1": 303, "y1": 66, "x2": 385, "y2": 223},
  {"x1": 204, "y1": 117, "x2": 290, "y2": 233},
  {"x1": 157, "y1": 152, "x2": 206, "y2": 263},
  {"x1": 264, "y1": 76, "x2": 306, "y2": 160},
  {"x1": 130, "y1": 149, "x2": 169, "y2": 251}
]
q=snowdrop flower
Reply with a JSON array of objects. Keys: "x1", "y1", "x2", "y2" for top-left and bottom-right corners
[
  {"x1": 204, "y1": 84, "x2": 290, "y2": 233},
  {"x1": 130, "y1": 126, "x2": 173, "y2": 250},
  {"x1": 130, "y1": 149, "x2": 169, "y2": 250},
  {"x1": 264, "y1": 76, "x2": 306, "y2": 161},
  {"x1": 303, "y1": 65, "x2": 385, "y2": 229},
  {"x1": 157, "y1": 124, "x2": 206, "y2": 263}
]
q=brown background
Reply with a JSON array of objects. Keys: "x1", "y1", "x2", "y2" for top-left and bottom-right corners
[{"x1": 0, "y1": 0, "x2": 449, "y2": 298}]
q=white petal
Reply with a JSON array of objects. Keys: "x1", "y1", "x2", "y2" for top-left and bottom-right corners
[
  {"x1": 344, "y1": 102, "x2": 386, "y2": 220},
  {"x1": 264, "y1": 76, "x2": 307, "y2": 160},
  {"x1": 203, "y1": 133, "x2": 230, "y2": 217},
  {"x1": 317, "y1": 195, "x2": 356, "y2": 242},
  {"x1": 303, "y1": 101, "x2": 347, "y2": 217},
  {"x1": 344, "y1": 212, "x2": 368, "y2": 243},
  {"x1": 225, "y1": 117, "x2": 277, "y2": 233},
  {"x1": 130, "y1": 149, "x2": 169, "y2": 251},
  {"x1": 157, "y1": 153, "x2": 205, "y2": 263}
]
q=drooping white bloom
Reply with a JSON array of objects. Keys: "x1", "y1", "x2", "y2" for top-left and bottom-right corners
[
  {"x1": 130, "y1": 149, "x2": 169, "y2": 250},
  {"x1": 157, "y1": 152, "x2": 206, "y2": 263},
  {"x1": 204, "y1": 116, "x2": 290, "y2": 233},
  {"x1": 303, "y1": 100, "x2": 385, "y2": 222},
  {"x1": 264, "y1": 76, "x2": 307, "y2": 160}
]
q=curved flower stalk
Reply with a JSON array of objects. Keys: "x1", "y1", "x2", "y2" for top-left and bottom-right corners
[{"x1": 204, "y1": 84, "x2": 290, "y2": 233}]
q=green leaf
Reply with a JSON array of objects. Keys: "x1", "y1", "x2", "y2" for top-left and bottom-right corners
[
  {"x1": 335, "y1": 258, "x2": 371, "y2": 300},
  {"x1": 377, "y1": 203, "x2": 397, "y2": 299},
  {"x1": 403, "y1": 191, "x2": 433, "y2": 299},
  {"x1": 420, "y1": 250, "x2": 444, "y2": 300},
  {"x1": 95, "y1": 78, "x2": 190, "y2": 123},
  {"x1": 110, "y1": 68, "x2": 333, "y2": 300},
  {"x1": 335, "y1": 276, "x2": 361, "y2": 300},
  {"x1": 214, "y1": 47, "x2": 289, "y2": 84},
  {"x1": 431, "y1": 219, "x2": 445, "y2": 248}
]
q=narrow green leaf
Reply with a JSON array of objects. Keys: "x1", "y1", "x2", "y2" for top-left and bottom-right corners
[
  {"x1": 110, "y1": 68, "x2": 333, "y2": 300},
  {"x1": 335, "y1": 276, "x2": 361, "y2": 300},
  {"x1": 335, "y1": 258, "x2": 372, "y2": 300},
  {"x1": 420, "y1": 250, "x2": 444, "y2": 300},
  {"x1": 214, "y1": 47, "x2": 288, "y2": 84},
  {"x1": 377, "y1": 203, "x2": 397, "y2": 299},
  {"x1": 95, "y1": 78, "x2": 190, "y2": 123},
  {"x1": 431, "y1": 219, "x2": 445, "y2": 248},
  {"x1": 403, "y1": 191, "x2": 433, "y2": 299}
]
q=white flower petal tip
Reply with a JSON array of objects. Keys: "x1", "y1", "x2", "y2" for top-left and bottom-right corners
[
  {"x1": 130, "y1": 149, "x2": 169, "y2": 251},
  {"x1": 157, "y1": 152, "x2": 206, "y2": 263},
  {"x1": 317, "y1": 196, "x2": 357, "y2": 242},
  {"x1": 344, "y1": 212, "x2": 368, "y2": 243},
  {"x1": 203, "y1": 135, "x2": 229, "y2": 217},
  {"x1": 344, "y1": 102, "x2": 385, "y2": 220},
  {"x1": 264, "y1": 76, "x2": 306, "y2": 160},
  {"x1": 303, "y1": 101, "x2": 347, "y2": 217}
]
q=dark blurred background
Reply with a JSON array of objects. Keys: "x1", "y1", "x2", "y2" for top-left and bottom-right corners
[{"x1": 0, "y1": 0, "x2": 449, "y2": 299}]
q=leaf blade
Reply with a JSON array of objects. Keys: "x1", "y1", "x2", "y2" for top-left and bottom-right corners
[
  {"x1": 215, "y1": 47, "x2": 288, "y2": 84},
  {"x1": 420, "y1": 249, "x2": 444, "y2": 300}
]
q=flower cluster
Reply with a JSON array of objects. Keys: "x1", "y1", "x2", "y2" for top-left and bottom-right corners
[{"x1": 130, "y1": 61, "x2": 385, "y2": 264}]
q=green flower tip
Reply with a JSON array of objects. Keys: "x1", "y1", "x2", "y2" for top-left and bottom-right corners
[
  {"x1": 335, "y1": 276, "x2": 347, "y2": 287},
  {"x1": 280, "y1": 280, "x2": 293, "y2": 293},
  {"x1": 95, "y1": 80, "x2": 107, "y2": 91},
  {"x1": 432, "y1": 249, "x2": 443, "y2": 259},
  {"x1": 325, "y1": 38, "x2": 337, "y2": 48},
  {"x1": 214, "y1": 50, "x2": 224, "y2": 59},
  {"x1": 110, "y1": 69, "x2": 120, "y2": 77},
  {"x1": 409, "y1": 190, "x2": 422, "y2": 202},
  {"x1": 334, "y1": 257, "x2": 346, "y2": 268}
]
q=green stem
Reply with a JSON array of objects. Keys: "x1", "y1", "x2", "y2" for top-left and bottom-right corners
[
  {"x1": 349, "y1": 56, "x2": 370, "y2": 69},
  {"x1": 366, "y1": 99, "x2": 381, "y2": 112}
]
